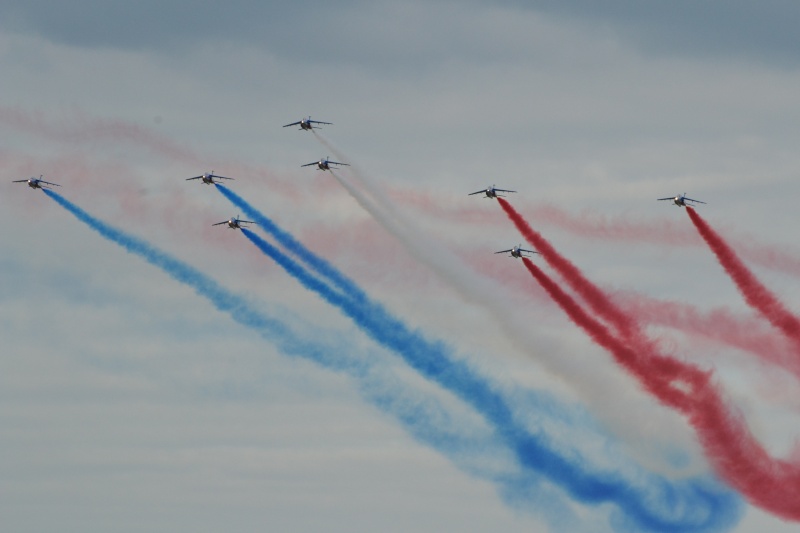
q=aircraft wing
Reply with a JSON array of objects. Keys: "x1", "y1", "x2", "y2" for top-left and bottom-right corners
[
  {"x1": 494, "y1": 249, "x2": 513, "y2": 254},
  {"x1": 283, "y1": 121, "x2": 301, "y2": 128},
  {"x1": 40, "y1": 181, "x2": 60, "y2": 187},
  {"x1": 309, "y1": 120, "x2": 332, "y2": 125},
  {"x1": 468, "y1": 189, "x2": 487, "y2": 195},
  {"x1": 495, "y1": 188, "x2": 516, "y2": 193},
  {"x1": 301, "y1": 162, "x2": 319, "y2": 167},
  {"x1": 520, "y1": 249, "x2": 538, "y2": 255},
  {"x1": 685, "y1": 197, "x2": 706, "y2": 204},
  {"x1": 240, "y1": 220, "x2": 256, "y2": 224},
  {"x1": 329, "y1": 161, "x2": 349, "y2": 166},
  {"x1": 186, "y1": 176, "x2": 203, "y2": 180},
  {"x1": 657, "y1": 197, "x2": 675, "y2": 201},
  {"x1": 212, "y1": 174, "x2": 234, "y2": 180},
  {"x1": 212, "y1": 221, "x2": 229, "y2": 226},
  {"x1": 12, "y1": 179, "x2": 28, "y2": 183}
]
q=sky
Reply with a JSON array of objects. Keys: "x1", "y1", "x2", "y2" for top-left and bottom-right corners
[{"x1": 3, "y1": 2, "x2": 800, "y2": 531}]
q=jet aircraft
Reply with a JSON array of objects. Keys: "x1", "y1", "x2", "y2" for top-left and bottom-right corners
[
  {"x1": 658, "y1": 193, "x2": 706, "y2": 207},
  {"x1": 469, "y1": 185, "x2": 516, "y2": 199},
  {"x1": 186, "y1": 171, "x2": 233, "y2": 185},
  {"x1": 12, "y1": 175, "x2": 61, "y2": 190},
  {"x1": 213, "y1": 215, "x2": 256, "y2": 230},
  {"x1": 301, "y1": 157, "x2": 349, "y2": 171},
  {"x1": 283, "y1": 116, "x2": 332, "y2": 131},
  {"x1": 495, "y1": 245, "x2": 538, "y2": 259}
]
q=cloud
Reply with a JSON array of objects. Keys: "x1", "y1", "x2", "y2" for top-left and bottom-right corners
[
  {"x1": 494, "y1": 0, "x2": 800, "y2": 66},
  {"x1": 5, "y1": 1, "x2": 800, "y2": 69}
]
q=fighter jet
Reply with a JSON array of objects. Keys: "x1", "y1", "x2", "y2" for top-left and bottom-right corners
[
  {"x1": 186, "y1": 171, "x2": 234, "y2": 185},
  {"x1": 469, "y1": 185, "x2": 516, "y2": 199},
  {"x1": 283, "y1": 116, "x2": 332, "y2": 131},
  {"x1": 301, "y1": 157, "x2": 349, "y2": 171},
  {"x1": 495, "y1": 244, "x2": 538, "y2": 259},
  {"x1": 12, "y1": 175, "x2": 61, "y2": 190},
  {"x1": 658, "y1": 193, "x2": 706, "y2": 207},
  {"x1": 212, "y1": 215, "x2": 256, "y2": 230}
]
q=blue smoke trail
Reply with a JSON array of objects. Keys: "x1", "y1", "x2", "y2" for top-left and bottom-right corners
[
  {"x1": 236, "y1": 225, "x2": 741, "y2": 533},
  {"x1": 43, "y1": 189, "x2": 593, "y2": 530},
  {"x1": 216, "y1": 183, "x2": 368, "y2": 304},
  {"x1": 215, "y1": 185, "x2": 742, "y2": 531}
]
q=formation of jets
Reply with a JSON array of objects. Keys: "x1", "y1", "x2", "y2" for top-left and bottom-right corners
[
  {"x1": 301, "y1": 157, "x2": 350, "y2": 171},
  {"x1": 658, "y1": 193, "x2": 706, "y2": 207},
  {"x1": 13, "y1": 175, "x2": 60, "y2": 189},
  {"x1": 283, "y1": 116, "x2": 332, "y2": 131},
  {"x1": 495, "y1": 245, "x2": 538, "y2": 259},
  {"x1": 13, "y1": 115, "x2": 707, "y2": 260},
  {"x1": 186, "y1": 171, "x2": 234, "y2": 185},
  {"x1": 213, "y1": 215, "x2": 255, "y2": 230},
  {"x1": 469, "y1": 185, "x2": 516, "y2": 199}
]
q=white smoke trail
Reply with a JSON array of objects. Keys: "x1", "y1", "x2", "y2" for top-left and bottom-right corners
[{"x1": 313, "y1": 132, "x2": 704, "y2": 473}]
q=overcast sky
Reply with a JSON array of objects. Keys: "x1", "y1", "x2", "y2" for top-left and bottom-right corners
[{"x1": 3, "y1": 2, "x2": 800, "y2": 532}]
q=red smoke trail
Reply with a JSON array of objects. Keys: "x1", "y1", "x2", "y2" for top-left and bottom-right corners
[
  {"x1": 499, "y1": 198, "x2": 800, "y2": 383},
  {"x1": 498, "y1": 198, "x2": 698, "y2": 387},
  {"x1": 687, "y1": 206, "x2": 800, "y2": 351},
  {"x1": 499, "y1": 197, "x2": 800, "y2": 379},
  {"x1": 521, "y1": 258, "x2": 800, "y2": 520},
  {"x1": 497, "y1": 197, "x2": 638, "y2": 340},
  {"x1": 521, "y1": 258, "x2": 701, "y2": 411}
]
